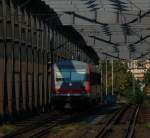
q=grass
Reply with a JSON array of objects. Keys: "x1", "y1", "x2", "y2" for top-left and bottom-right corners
[
  {"x1": 50, "y1": 126, "x2": 62, "y2": 134},
  {"x1": 145, "y1": 122, "x2": 150, "y2": 129},
  {"x1": 50, "y1": 122, "x2": 87, "y2": 134},
  {"x1": 0, "y1": 124, "x2": 15, "y2": 135}
]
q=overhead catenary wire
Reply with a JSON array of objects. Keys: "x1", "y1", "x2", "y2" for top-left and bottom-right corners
[{"x1": 43, "y1": 0, "x2": 150, "y2": 59}]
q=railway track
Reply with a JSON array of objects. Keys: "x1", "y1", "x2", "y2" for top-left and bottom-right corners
[
  {"x1": 95, "y1": 105, "x2": 140, "y2": 138},
  {"x1": 3, "y1": 105, "x2": 112, "y2": 138},
  {"x1": 135, "y1": 105, "x2": 150, "y2": 138},
  {"x1": 13, "y1": 116, "x2": 73, "y2": 138},
  {"x1": 3, "y1": 110, "x2": 81, "y2": 138},
  {"x1": 139, "y1": 105, "x2": 150, "y2": 123},
  {"x1": 125, "y1": 105, "x2": 140, "y2": 138},
  {"x1": 5, "y1": 104, "x2": 143, "y2": 138}
]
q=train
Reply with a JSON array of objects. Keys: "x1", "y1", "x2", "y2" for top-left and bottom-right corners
[{"x1": 51, "y1": 60, "x2": 101, "y2": 108}]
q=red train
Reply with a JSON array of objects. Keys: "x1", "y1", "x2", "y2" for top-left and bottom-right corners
[{"x1": 52, "y1": 60, "x2": 101, "y2": 108}]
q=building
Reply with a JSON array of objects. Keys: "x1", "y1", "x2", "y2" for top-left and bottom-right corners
[{"x1": 128, "y1": 60, "x2": 150, "y2": 81}]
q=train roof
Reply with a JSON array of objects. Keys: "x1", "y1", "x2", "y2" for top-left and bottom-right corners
[
  {"x1": 54, "y1": 60, "x2": 90, "y2": 70},
  {"x1": 54, "y1": 60, "x2": 88, "y2": 66},
  {"x1": 54, "y1": 60, "x2": 100, "y2": 73}
]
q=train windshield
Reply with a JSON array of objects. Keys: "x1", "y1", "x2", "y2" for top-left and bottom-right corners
[
  {"x1": 56, "y1": 69, "x2": 87, "y2": 82},
  {"x1": 71, "y1": 71, "x2": 86, "y2": 82}
]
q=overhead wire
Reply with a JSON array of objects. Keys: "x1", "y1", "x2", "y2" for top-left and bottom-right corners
[{"x1": 44, "y1": 0, "x2": 150, "y2": 59}]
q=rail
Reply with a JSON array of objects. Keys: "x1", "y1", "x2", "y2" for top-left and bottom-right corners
[
  {"x1": 125, "y1": 105, "x2": 140, "y2": 138},
  {"x1": 95, "y1": 105, "x2": 128, "y2": 138}
]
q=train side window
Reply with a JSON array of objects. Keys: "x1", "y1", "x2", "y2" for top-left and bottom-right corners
[
  {"x1": 90, "y1": 72, "x2": 101, "y2": 85},
  {"x1": 93, "y1": 73, "x2": 95, "y2": 84},
  {"x1": 91, "y1": 72, "x2": 95, "y2": 85},
  {"x1": 90, "y1": 72, "x2": 93, "y2": 84},
  {"x1": 94, "y1": 73, "x2": 96, "y2": 84},
  {"x1": 95, "y1": 73, "x2": 98, "y2": 84},
  {"x1": 90, "y1": 72, "x2": 92, "y2": 84}
]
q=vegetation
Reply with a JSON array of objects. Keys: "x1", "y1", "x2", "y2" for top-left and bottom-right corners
[
  {"x1": 145, "y1": 122, "x2": 150, "y2": 129},
  {"x1": 143, "y1": 69, "x2": 150, "y2": 86},
  {"x1": 50, "y1": 122, "x2": 87, "y2": 134},
  {"x1": 50, "y1": 126, "x2": 62, "y2": 133},
  {"x1": 101, "y1": 60, "x2": 133, "y2": 96},
  {"x1": 143, "y1": 69, "x2": 150, "y2": 95},
  {"x1": 101, "y1": 60, "x2": 145, "y2": 104},
  {"x1": 0, "y1": 124, "x2": 15, "y2": 135},
  {"x1": 125, "y1": 86, "x2": 145, "y2": 104}
]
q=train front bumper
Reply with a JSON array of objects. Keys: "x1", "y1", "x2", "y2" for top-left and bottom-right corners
[{"x1": 51, "y1": 93, "x2": 90, "y2": 103}]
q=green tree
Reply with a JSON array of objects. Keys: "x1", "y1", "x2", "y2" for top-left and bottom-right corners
[
  {"x1": 101, "y1": 60, "x2": 145, "y2": 104},
  {"x1": 143, "y1": 69, "x2": 150, "y2": 96},
  {"x1": 144, "y1": 69, "x2": 150, "y2": 86},
  {"x1": 101, "y1": 60, "x2": 133, "y2": 96}
]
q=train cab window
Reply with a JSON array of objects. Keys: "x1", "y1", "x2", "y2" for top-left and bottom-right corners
[
  {"x1": 62, "y1": 72, "x2": 70, "y2": 82},
  {"x1": 90, "y1": 72, "x2": 100, "y2": 85},
  {"x1": 90, "y1": 72, "x2": 94, "y2": 85},
  {"x1": 56, "y1": 71, "x2": 70, "y2": 82},
  {"x1": 71, "y1": 71, "x2": 87, "y2": 82}
]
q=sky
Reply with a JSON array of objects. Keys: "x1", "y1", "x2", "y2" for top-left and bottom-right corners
[{"x1": 43, "y1": 0, "x2": 150, "y2": 60}]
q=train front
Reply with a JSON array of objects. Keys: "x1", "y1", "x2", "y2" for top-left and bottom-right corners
[{"x1": 52, "y1": 60, "x2": 90, "y2": 108}]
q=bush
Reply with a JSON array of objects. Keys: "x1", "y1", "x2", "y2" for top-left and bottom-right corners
[
  {"x1": 145, "y1": 122, "x2": 150, "y2": 129},
  {"x1": 1, "y1": 124, "x2": 15, "y2": 134},
  {"x1": 125, "y1": 88, "x2": 145, "y2": 104}
]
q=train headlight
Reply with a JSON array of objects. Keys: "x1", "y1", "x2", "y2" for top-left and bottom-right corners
[{"x1": 56, "y1": 89, "x2": 60, "y2": 93}]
